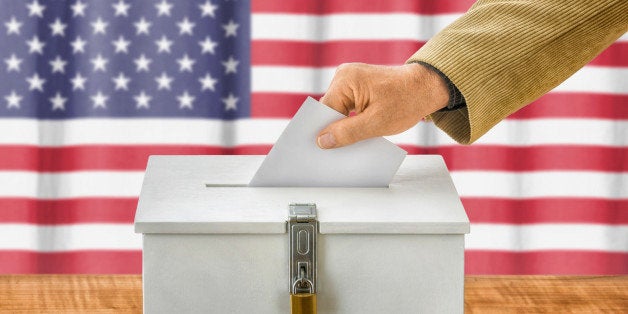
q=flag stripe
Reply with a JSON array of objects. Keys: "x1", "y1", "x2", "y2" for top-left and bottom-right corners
[
  {"x1": 0, "y1": 198, "x2": 137, "y2": 224},
  {"x1": 1, "y1": 145, "x2": 626, "y2": 172},
  {"x1": 463, "y1": 198, "x2": 628, "y2": 225},
  {"x1": 0, "y1": 251, "x2": 141, "y2": 274},
  {"x1": 252, "y1": 41, "x2": 628, "y2": 67},
  {"x1": 251, "y1": 0, "x2": 476, "y2": 14},
  {"x1": 465, "y1": 251, "x2": 628, "y2": 275}
]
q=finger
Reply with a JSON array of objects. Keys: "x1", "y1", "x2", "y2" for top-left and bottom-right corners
[{"x1": 316, "y1": 111, "x2": 379, "y2": 149}]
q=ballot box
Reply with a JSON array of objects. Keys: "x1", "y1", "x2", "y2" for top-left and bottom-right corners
[{"x1": 134, "y1": 155, "x2": 470, "y2": 313}]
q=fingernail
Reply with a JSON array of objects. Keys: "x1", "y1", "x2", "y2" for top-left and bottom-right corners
[{"x1": 317, "y1": 133, "x2": 336, "y2": 149}]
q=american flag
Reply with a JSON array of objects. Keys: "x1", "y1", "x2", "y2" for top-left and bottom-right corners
[{"x1": 0, "y1": 0, "x2": 626, "y2": 274}]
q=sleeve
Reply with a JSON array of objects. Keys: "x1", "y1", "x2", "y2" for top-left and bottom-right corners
[{"x1": 406, "y1": 0, "x2": 628, "y2": 144}]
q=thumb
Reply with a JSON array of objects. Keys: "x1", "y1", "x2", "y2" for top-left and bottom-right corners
[{"x1": 317, "y1": 112, "x2": 377, "y2": 149}]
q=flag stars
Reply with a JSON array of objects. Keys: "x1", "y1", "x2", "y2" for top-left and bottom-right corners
[
  {"x1": 134, "y1": 91, "x2": 151, "y2": 109},
  {"x1": 155, "y1": 0, "x2": 173, "y2": 17},
  {"x1": 49, "y1": 92, "x2": 67, "y2": 111},
  {"x1": 199, "y1": 1, "x2": 219, "y2": 18},
  {"x1": 69, "y1": 37, "x2": 87, "y2": 54},
  {"x1": 5, "y1": 90, "x2": 22, "y2": 109},
  {"x1": 49, "y1": 55, "x2": 67, "y2": 74},
  {"x1": 177, "y1": 17, "x2": 195, "y2": 35},
  {"x1": 177, "y1": 91, "x2": 195, "y2": 109},
  {"x1": 91, "y1": 91, "x2": 108, "y2": 108},
  {"x1": 112, "y1": 35, "x2": 131, "y2": 54},
  {"x1": 26, "y1": 73, "x2": 46, "y2": 91},
  {"x1": 134, "y1": 54, "x2": 152, "y2": 72},
  {"x1": 49, "y1": 18, "x2": 67, "y2": 36},
  {"x1": 26, "y1": 36, "x2": 45, "y2": 54},
  {"x1": 134, "y1": 17, "x2": 151, "y2": 35},
  {"x1": 222, "y1": 56, "x2": 239, "y2": 74},
  {"x1": 90, "y1": 54, "x2": 108, "y2": 72},
  {"x1": 5, "y1": 16, "x2": 22, "y2": 35},
  {"x1": 27, "y1": 0, "x2": 46, "y2": 18},
  {"x1": 155, "y1": 35, "x2": 173, "y2": 53},
  {"x1": 177, "y1": 54, "x2": 195, "y2": 72},
  {"x1": 222, "y1": 93, "x2": 238, "y2": 111},
  {"x1": 91, "y1": 17, "x2": 108, "y2": 35},
  {"x1": 71, "y1": 73, "x2": 87, "y2": 90},
  {"x1": 155, "y1": 72, "x2": 173, "y2": 90},
  {"x1": 222, "y1": 19, "x2": 239, "y2": 37},
  {"x1": 112, "y1": 72, "x2": 131, "y2": 90},
  {"x1": 199, "y1": 73, "x2": 217, "y2": 91},
  {"x1": 71, "y1": 0, "x2": 88, "y2": 17},
  {"x1": 4, "y1": 54, "x2": 23, "y2": 72},
  {"x1": 199, "y1": 36, "x2": 218, "y2": 54},
  {"x1": 112, "y1": 0, "x2": 131, "y2": 17}
]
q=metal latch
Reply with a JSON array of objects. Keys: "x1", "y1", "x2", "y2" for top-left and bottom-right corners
[{"x1": 288, "y1": 203, "x2": 317, "y2": 313}]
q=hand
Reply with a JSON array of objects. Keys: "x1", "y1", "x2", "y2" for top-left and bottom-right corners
[{"x1": 317, "y1": 63, "x2": 449, "y2": 149}]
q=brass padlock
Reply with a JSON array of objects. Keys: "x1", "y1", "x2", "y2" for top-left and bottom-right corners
[{"x1": 290, "y1": 293, "x2": 317, "y2": 314}]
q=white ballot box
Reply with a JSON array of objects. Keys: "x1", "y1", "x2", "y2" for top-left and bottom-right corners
[{"x1": 135, "y1": 155, "x2": 469, "y2": 313}]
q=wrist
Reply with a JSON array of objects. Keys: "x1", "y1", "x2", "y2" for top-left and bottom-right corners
[{"x1": 404, "y1": 63, "x2": 449, "y2": 116}]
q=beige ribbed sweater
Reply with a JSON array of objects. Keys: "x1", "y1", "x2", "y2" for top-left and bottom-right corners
[{"x1": 407, "y1": 0, "x2": 628, "y2": 144}]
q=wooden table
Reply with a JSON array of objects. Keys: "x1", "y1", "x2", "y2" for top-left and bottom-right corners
[{"x1": 1, "y1": 276, "x2": 626, "y2": 313}]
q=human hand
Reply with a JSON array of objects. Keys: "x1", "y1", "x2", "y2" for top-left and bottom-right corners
[{"x1": 317, "y1": 63, "x2": 449, "y2": 149}]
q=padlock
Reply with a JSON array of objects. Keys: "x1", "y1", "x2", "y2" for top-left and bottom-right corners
[{"x1": 290, "y1": 293, "x2": 317, "y2": 314}]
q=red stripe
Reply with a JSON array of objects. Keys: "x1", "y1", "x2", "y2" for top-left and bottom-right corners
[
  {"x1": 252, "y1": 0, "x2": 475, "y2": 14},
  {"x1": 0, "y1": 250, "x2": 141, "y2": 274},
  {"x1": 463, "y1": 198, "x2": 628, "y2": 224},
  {"x1": 0, "y1": 198, "x2": 137, "y2": 224},
  {"x1": 251, "y1": 92, "x2": 628, "y2": 119},
  {"x1": 465, "y1": 251, "x2": 628, "y2": 275},
  {"x1": 252, "y1": 41, "x2": 626, "y2": 67}
]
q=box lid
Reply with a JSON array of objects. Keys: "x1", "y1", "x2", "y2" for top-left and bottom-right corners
[{"x1": 134, "y1": 155, "x2": 469, "y2": 234}]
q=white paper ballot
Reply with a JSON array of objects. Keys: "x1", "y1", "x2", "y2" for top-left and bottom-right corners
[{"x1": 249, "y1": 97, "x2": 407, "y2": 187}]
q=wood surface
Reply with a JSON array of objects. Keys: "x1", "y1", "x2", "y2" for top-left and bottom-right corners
[{"x1": 0, "y1": 275, "x2": 626, "y2": 313}]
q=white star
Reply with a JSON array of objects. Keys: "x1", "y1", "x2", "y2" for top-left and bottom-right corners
[
  {"x1": 199, "y1": 73, "x2": 217, "y2": 91},
  {"x1": 70, "y1": 72, "x2": 87, "y2": 90},
  {"x1": 155, "y1": 0, "x2": 173, "y2": 17},
  {"x1": 90, "y1": 54, "x2": 108, "y2": 72},
  {"x1": 222, "y1": 19, "x2": 239, "y2": 37},
  {"x1": 177, "y1": 54, "x2": 195, "y2": 72},
  {"x1": 134, "y1": 17, "x2": 151, "y2": 35},
  {"x1": 199, "y1": 1, "x2": 218, "y2": 18},
  {"x1": 91, "y1": 17, "x2": 108, "y2": 35},
  {"x1": 26, "y1": 36, "x2": 45, "y2": 54},
  {"x1": 177, "y1": 91, "x2": 195, "y2": 109},
  {"x1": 134, "y1": 91, "x2": 151, "y2": 109},
  {"x1": 49, "y1": 18, "x2": 67, "y2": 37},
  {"x1": 49, "y1": 92, "x2": 67, "y2": 111},
  {"x1": 71, "y1": 0, "x2": 88, "y2": 17},
  {"x1": 134, "y1": 54, "x2": 152, "y2": 72},
  {"x1": 199, "y1": 36, "x2": 218, "y2": 54},
  {"x1": 71, "y1": 36, "x2": 87, "y2": 54},
  {"x1": 222, "y1": 56, "x2": 239, "y2": 74},
  {"x1": 49, "y1": 55, "x2": 67, "y2": 74},
  {"x1": 222, "y1": 93, "x2": 238, "y2": 111},
  {"x1": 155, "y1": 35, "x2": 173, "y2": 53},
  {"x1": 155, "y1": 72, "x2": 173, "y2": 90},
  {"x1": 26, "y1": 73, "x2": 46, "y2": 92},
  {"x1": 5, "y1": 16, "x2": 22, "y2": 35},
  {"x1": 112, "y1": 72, "x2": 131, "y2": 90},
  {"x1": 112, "y1": 35, "x2": 131, "y2": 54},
  {"x1": 177, "y1": 17, "x2": 195, "y2": 35},
  {"x1": 27, "y1": 0, "x2": 46, "y2": 18},
  {"x1": 91, "y1": 91, "x2": 108, "y2": 108},
  {"x1": 4, "y1": 54, "x2": 22, "y2": 72},
  {"x1": 112, "y1": 0, "x2": 131, "y2": 17},
  {"x1": 5, "y1": 90, "x2": 22, "y2": 109}
]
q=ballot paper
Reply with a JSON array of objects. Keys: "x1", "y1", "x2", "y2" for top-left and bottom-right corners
[{"x1": 249, "y1": 97, "x2": 407, "y2": 187}]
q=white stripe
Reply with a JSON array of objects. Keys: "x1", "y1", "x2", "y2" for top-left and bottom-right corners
[
  {"x1": 0, "y1": 118, "x2": 625, "y2": 147},
  {"x1": 252, "y1": 66, "x2": 628, "y2": 95},
  {"x1": 451, "y1": 171, "x2": 628, "y2": 199},
  {"x1": 1, "y1": 170, "x2": 627, "y2": 199},
  {"x1": 0, "y1": 224, "x2": 141, "y2": 252},
  {"x1": 466, "y1": 223, "x2": 628, "y2": 252},
  {"x1": 252, "y1": 13, "x2": 460, "y2": 41}
]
